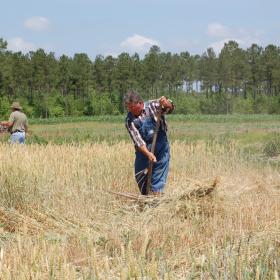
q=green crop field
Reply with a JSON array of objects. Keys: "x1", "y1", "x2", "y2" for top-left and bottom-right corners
[
  {"x1": 3, "y1": 114, "x2": 278, "y2": 163},
  {"x1": 1, "y1": 114, "x2": 279, "y2": 146}
]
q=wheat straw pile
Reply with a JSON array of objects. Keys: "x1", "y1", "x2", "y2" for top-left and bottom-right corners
[{"x1": 0, "y1": 142, "x2": 279, "y2": 279}]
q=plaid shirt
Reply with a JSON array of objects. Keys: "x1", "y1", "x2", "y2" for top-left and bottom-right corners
[{"x1": 125, "y1": 99, "x2": 173, "y2": 148}]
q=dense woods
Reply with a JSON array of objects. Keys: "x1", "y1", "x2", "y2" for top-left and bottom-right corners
[{"x1": 1, "y1": 38, "x2": 280, "y2": 118}]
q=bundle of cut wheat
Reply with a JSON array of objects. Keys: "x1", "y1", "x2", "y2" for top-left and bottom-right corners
[{"x1": 0, "y1": 124, "x2": 9, "y2": 134}]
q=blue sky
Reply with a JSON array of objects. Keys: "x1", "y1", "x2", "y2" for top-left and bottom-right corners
[{"x1": 1, "y1": 0, "x2": 279, "y2": 59}]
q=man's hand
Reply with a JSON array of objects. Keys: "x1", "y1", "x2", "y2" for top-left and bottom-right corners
[
  {"x1": 147, "y1": 151, "x2": 157, "y2": 163},
  {"x1": 159, "y1": 96, "x2": 168, "y2": 107},
  {"x1": 0, "y1": 121, "x2": 10, "y2": 127},
  {"x1": 138, "y1": 145, "x2": 157, "y2": 163},
  {"x1": 159, "y1": 96, "x2": 174, "y2": 112}
]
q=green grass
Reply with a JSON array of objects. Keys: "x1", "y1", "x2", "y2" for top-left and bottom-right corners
[
  {"x1": 28, "y1": 114, "x2": 280, "y2": 125},
  {"x1": 2, "y1": 114, "x2": 280, "y2": 163}
]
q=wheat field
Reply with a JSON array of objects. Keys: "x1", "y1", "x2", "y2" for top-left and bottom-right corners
[{"x1": 0, "y1": 138, "x2": 279, "y2": 279}]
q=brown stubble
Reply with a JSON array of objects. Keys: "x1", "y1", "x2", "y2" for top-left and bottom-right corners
[{"x1": 0, "y1": 141, "x2": 279, "y2": 279}]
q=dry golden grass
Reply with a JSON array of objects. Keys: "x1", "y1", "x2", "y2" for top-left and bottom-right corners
[{"x1": 0, "y1": 141, "x2": 279, "y2": 279}]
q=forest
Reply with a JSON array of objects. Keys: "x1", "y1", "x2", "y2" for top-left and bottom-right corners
[{"x1": 0, "y1": 37, "x2": 280, "y2": 118}]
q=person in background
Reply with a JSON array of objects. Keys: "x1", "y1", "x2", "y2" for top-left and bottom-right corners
[
  {"x1": 124, "y1": 90, "x2": 174, "y2": 195},
  {"x1": 0, "y1": 102, "x2": 28, "y2": 144}
]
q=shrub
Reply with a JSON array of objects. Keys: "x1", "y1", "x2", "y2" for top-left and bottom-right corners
[{"x1": 263, "y1": 134, "x2": 280, "y2": 157}]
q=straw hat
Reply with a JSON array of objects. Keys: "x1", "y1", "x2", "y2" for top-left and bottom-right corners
[{"x1": 11, "y1": 102, "x2": 22, "y2": 110}]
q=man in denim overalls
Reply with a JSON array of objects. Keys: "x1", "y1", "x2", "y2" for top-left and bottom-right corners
[{"x1": 124, "y1": 90, "x2": 174, "y2": 195}]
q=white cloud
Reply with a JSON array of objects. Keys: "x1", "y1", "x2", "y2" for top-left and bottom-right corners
[
  {"x1": 120, "y1": 34, "x2": 159, "y2": 53},
  {"x1": 24, "y1": 16, "x2": 50, "y2": 31},
  {"x1": 7, "y1": 37, "x2": 36, "y2": 52},
  {"x1": 209, "y1": 38, "x2": 242, "y2": 53},
  {"x1": 209, "y1": 37, "x2": 261, "y2": 54},
  {"x1": 207, "y1": 23, "x2": 230, "y2": 37},
  {"x1": 207, "y1": 23, "x2": 262, "y2": 53}
]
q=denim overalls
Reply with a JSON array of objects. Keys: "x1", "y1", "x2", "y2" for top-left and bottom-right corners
[{"x1": 132, "y1": 102, "x2": 170, "y2": 194}]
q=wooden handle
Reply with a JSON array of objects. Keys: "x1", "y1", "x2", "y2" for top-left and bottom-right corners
[{"x1": 145, "y1": 112, "x2": 162, "y2": 195}]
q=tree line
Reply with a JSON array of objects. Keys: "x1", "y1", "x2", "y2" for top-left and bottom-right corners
[{"x1": 1, "y1": 37, "x2": 280, "y2": 118}]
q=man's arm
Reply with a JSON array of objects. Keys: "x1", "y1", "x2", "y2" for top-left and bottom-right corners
[
  {"x1": 24, "y1": 124, "x2": 28, "y2": 133},
  {"x1": 1, "y1": 112, "x2": 15, "y2": 128},
  {"x1": 138, "y1": 145, "x2": 157, "y2": 163},
  {"x1": 149, "y1": 96, "x2": 174, "y2": 117},
  {"x1": 0, "y1": 121, "x2": 13, "y2": 128},
  {"x1": 126, "y1": 119, "x2": 157, "y2": 162}
]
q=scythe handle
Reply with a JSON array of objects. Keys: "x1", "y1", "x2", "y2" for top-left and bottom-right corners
[{"x1": 145, "y1": 111, "x2": 162, "y2": 195}]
